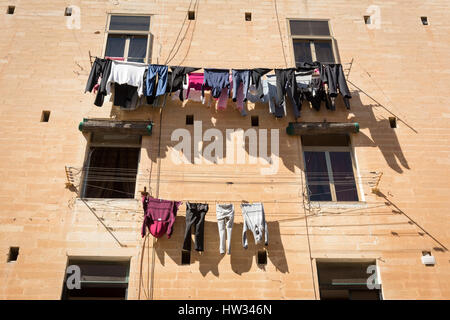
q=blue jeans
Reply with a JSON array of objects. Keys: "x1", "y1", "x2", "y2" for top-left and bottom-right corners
[{"x1": 146, "y1": 65, "x2": 168, "y2": 97}]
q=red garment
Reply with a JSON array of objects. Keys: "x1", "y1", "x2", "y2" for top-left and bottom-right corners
[
  {"x1": 141, "y1": 195, "x2": 182, "y2": 238},
  {"x1": 186, "y1": 72, "x2": 209, "y2": 98},
  {"x1": 105, "y1": 56, "x2": 125, "y2": 61}
]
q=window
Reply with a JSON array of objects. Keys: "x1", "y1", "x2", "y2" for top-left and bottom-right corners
[
  {"x1": 421, "y1": 16, "x2": 428, "y2": 26},
  {"x1": 186, "y1": 115, "x2": 194, "y2": 125},
  {"x1": 188, "y1": 11, "x2": 195, "y2": 20},
  {"x1": 7, "y1": 247, "x2": 19, "y2": 262},
  {"x1": 181, "y1": 251, "x2": 191, "y2": 265},
  {"x1": 62, "y1": 259, "x2": 130, "y2": 300},
  {"x1": 317, "y1": 261, "x2": 381, "y2": 300},
  {"x1": 251, "y1": 116, "x2": 259, "y2": 127},
  {"x1": 302, "y1": 134, "x2": 359, "y2": 202},
  {"x1": 7, "y1": 6, "x2": 15, "y2": 14},
  {"x1": 64, "y1": 7, "x2": 72, "y2": 16},
  {"x1": 82, "y1": 133, "x2": 141, "y2": 199},
  {"x1": 40, "y1": 110, "x2": 50, "y2": 122},
  {"x1": 389, "y1": 117, "x2": 397, "y2": 128},
  {"x1": 245, "y1": 12, "x2": 252, "y2": 21},
  {"x1": 105, "y1": 15, "x2": 151, "y2": 63},
  {"x1": 257, "y1": 250, "x2": 267, "y2": 265},
  {"x1": 289, "y1": 19, "x2": 336, "y2": 65}
]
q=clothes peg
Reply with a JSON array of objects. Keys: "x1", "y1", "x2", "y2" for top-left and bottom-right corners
[{"x1": 140, "y1": 186, "x2": 149, "y2": 197}]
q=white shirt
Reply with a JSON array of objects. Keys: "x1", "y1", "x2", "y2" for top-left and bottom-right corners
[{"x1": 106, "y1": 60, "x2": 147, "y2": 96}]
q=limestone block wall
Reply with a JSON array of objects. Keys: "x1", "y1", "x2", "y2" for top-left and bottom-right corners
[{"x1": 0, "y1": 0, "x2": 449, "y2": 299}]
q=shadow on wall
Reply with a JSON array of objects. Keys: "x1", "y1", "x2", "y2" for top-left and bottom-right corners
[
  {"x1": 144, "y1": 93, "x2": 409, "y2": 174},
  {"x1": 153, "y1": 217, "x2": 288, "y2": 277},
  {"x1": 349, "y1": 92, "x2": 410, "y2": 173},
  {"x1": 105, "y1": 81, "x2": 411, "y2": 176}
]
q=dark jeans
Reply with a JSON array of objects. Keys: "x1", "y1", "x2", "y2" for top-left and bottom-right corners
[
  {"x1": 182, "y1": 202, "x2": 209, "y2": 252},
  {"x1": 251, "y1": 68, "x2": 271, "y2": 99},
  {"x1": 202, "y1": 69, "x2": 230, "y2": 98},
  {"x1": 232, "y1": 70, "x2": 250, "y2": 102}
]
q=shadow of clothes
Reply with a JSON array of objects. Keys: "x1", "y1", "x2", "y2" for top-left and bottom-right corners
[
  {"x1": 154, "y1": 216, "x2": 226, "y2": 277},
  {"x1": 151, "y1": 217, "x2": 289, "y2": 276},
  {"x1": 230, "y1": 221, "x2": 289, "y2": 275},
  {"x1": 350, "y1": 92, "x2": 410, "y2": 173}
]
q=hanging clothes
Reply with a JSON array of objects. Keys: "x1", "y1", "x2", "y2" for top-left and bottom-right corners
[
  {"x1": 106, "y1": 60, "x2": 147, "y2": 97},
  {"x1": 231, "y1": 70, "x2": 250, "y2": 102},
  {"x1": 186, "y1": 72, "x2": 205, "y2": 102},
  {"x1": 250, "y1": 68, "x2": 272, "y2": 99},
  {"x1": 241, "y1": 202, "x2": 268, "y2": 249},
  {"x1": 202, "y1": 69, "x2": 230, "y2": 99},
  {"x1": 145, "y1": 64, "x2": 168, "y2": 97},
  {"x1": 85, "y1": 58, "x2": 113, "y2": 107},
  {"x1": 216, "y1": 74, "x2": 233, "y2": 110},
  {"x1": 113, "y1": 83, "x2": 140, "y2": 110},
  {"x1": 141, "y1": 195, "x2": 182, "y2": 239},
  {"x1": 321, "y1": 63, "x2": 351, "y2": 109},
  {"x1": 167, "y1": 66, "x2": 200, "y2": 101},
  {"x1": 216, "y1": 204, "x2": 234, "y2": 255},
  {"x1": 182, "y1": 202, "x2": 209, "y2": 252},
  {"x1": 275, "y1": 68, "x2": 301, "y2": 119}
]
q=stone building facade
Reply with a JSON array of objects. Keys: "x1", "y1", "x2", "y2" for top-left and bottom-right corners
[{"x1": 0, "y1": 0, "x2": 449, "y2": 299}]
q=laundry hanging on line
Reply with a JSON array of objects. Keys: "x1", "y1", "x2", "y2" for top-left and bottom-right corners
[{"x1": 84, "y1": 58, "x2": 352, "y2": 115}]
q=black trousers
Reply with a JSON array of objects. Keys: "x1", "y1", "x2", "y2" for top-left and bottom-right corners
[
  {"x1": 85, "y1": 58, "x2": 112, "y2": 107},
  {"x1": 275, "y1": 68, "x2": 300, "y2": 115},
  {"x1": 182, "y1": 203, "x2": 209, "y2": 251}
]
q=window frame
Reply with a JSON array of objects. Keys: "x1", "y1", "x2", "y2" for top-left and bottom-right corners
[
  {"x1": 302, "y1": 145, "x2": 361, "y2": 203},
  {"x1": 61, "y1": 257, "x2": 131, "y2": 300},
  {"x1": 314, "y1": 258, "x2": 383, "y2": 301},
  {"x1": 103, "y1": 13, "x2": 153, "y2": 63},
  {"x1": 80, "y1": 132, "x2": 142, "y2": 199},
  {"x1": 287, "y1": 18, "x2": 339, "y2": 65}
]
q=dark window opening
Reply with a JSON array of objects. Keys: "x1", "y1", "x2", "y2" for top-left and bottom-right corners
[
  {"x1": 188, "y1": 11, "x2": 195, "y2": 20},
  {"x1": 389, "y1": 117, "x2": 397, "y2": 128},
  {"x1": 105, "y1": 34, "x2": 147, "y2": 63},
  {"x1": 317, "y1": 261, "x2": 381, "y2": 300},
  {"x1": 181, "y1": 251, "x2": 191, "y2": 265},
  {"x1": 109, "y1": 15, "x2": 150, "y2": 31},
  {"x1": 293, "y1": 40, "x2": 313, "y2": 64},
  {"x1": 257, "y1": 250, "x2": 267, "y2": 265},
  {"x1": 421, "y1": 16, "x2": 428, "y2": 25},
  {"x1": 303, "y1": 134, "x2": 359, "y2": 202},
  {"x1": 251, "y1": 116, "x2": 259, "y2": 127},
  {"x1": 302, "y1": 134, "x2": 350, "y2": 147},
  {"x1": 245, "y1": 12, "x2": 252, "y2": 21},
  {"x1": 186, "y1": 115, "x2": 194, "y2": 125},
  {"x1": 83, "y1": 147, "x2": 140, "y2": 199},
  {"x1": 62, "y1": 259, "x2": 130, "y2": 300},
  {"x1": 41, "y1": 110, "x2": 51, "y2": 122},
  {"x1": 293, "y1": 39, "x2": 335, "y2": 65},
  {"x1": 290, "y1": 20, "x2": 330, "y2": 36},
  {"x1": 7, "y1": 247, "x2": 19, "y2": 262},
  {"x1": 7, "y1": 6, "x2": 15, "y2": 14},
  {"x1": 314, "y1": 40, "x2": 335, "y2": 63},
  {"x1": 364, "y1": 16, "x2": 371, "y2": 24},
  {"x1": 65, "y1": 7, "x2": 72, "y2": 16}
]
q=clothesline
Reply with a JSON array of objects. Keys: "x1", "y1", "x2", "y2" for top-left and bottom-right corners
[
  {"x1": 85, "y1": 56, "x2": 353, "y2": 116},
  {"x1": 88, "y1": 51, "x2": 354, "y2": 70}
]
